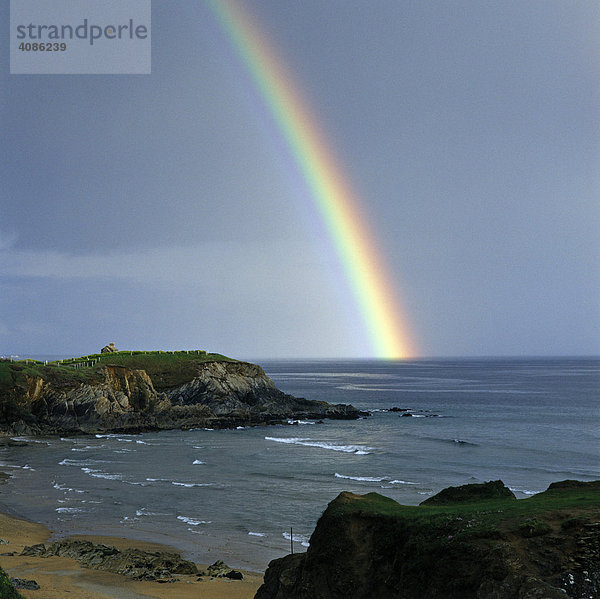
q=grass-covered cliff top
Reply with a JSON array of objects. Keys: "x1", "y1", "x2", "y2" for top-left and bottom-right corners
[
  {"x1": 327, "y1": 480, "x2": 600, "y2": 541},
  {"x1": 0, "y1": 350, "x2": 236, "y2": 394}
]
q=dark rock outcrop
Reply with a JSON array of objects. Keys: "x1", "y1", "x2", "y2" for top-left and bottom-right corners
[
  {"x1": 199, "y1": 559, "x2": 244, "y2": 580},
  {"x1": 8, "y1": 578, "x2": 40, "y2": 591},
  {"x1": 0, "y1": 360, "x2": 362, "y2": 435},
  {"x1": 255, "y1": 480, "x2": 600, "y2": 599},
  {"x1": 421, "y1": 479, "x2": 517, "y2": 505},
  {"x1": 21, "y1": 539, "x2": 197, "y2": 580}
]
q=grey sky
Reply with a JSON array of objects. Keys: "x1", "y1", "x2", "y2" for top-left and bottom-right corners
[{"x1": 1, "y1": 0, "x2": 598, "y2": 359}]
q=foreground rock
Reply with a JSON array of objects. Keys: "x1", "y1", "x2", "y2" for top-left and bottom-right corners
[
  {"x1": 21, "y1": 539, "x2": 197, "y2": 581},
  {"x1": 199, "y1": 559, "x2": 244, "y2": 580},
  {"x1": 8, "y1": 578, "x2": 39, "y2": 590},
  {"x1": 255, "y1": 480, "x2": 600, "y2": 599},
  {"x1": 0, "y1": 354, "x2": 362, "y2": 434}
]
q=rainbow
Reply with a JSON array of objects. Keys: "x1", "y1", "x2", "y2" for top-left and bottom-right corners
[{"x1": 209, "y1": 0, "x2": 418, "y2": 359}]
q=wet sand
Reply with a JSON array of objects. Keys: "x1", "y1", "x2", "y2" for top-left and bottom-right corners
[{"x1": 0, "y1": 509, "x2": 263, "y2": 599}]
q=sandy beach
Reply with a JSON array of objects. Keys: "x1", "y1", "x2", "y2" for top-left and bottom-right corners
[{"x1": 0, "y1": 508, "x2": 263, "y2": 599}]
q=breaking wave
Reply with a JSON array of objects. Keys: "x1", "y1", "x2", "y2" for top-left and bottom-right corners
[{"x1": 265, "y1": 437, "x2": 374, "y2": 455}]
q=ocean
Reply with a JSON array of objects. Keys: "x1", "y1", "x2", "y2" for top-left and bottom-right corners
[{"x1": 0, "y1": 357, "x2": 598, "y2": 572}]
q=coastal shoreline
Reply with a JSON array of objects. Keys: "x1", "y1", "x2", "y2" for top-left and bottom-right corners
[{"x1": 0, "y1": 506, "x2": 263, "y2": 599}]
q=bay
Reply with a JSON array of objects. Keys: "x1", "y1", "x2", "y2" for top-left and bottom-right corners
[{"x1": 0, "y1": 357, "x2": 598, "y2": 571}]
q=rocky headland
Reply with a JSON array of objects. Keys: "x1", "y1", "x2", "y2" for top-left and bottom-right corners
[
  {"x1": 0, "y1": 350, "x2": 362, "y2": 435},
  {"x1": 255, "y1": 480, "x2": 600, "y2": 599}
]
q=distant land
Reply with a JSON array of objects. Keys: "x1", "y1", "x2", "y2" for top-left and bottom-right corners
[{"x1": 0, "y1": 347, "x2": 362, "y2": 435}]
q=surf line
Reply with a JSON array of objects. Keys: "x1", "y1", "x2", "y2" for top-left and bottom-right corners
[{"x1": 209, "y1": 0, "x2": 418, "y2": 359}]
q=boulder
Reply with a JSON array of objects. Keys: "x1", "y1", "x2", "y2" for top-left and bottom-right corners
[
  {"x1": 9, "y1": 578, "x2": 40, "y2": 590},
  {"x1": 200, "y1": 560, "x2": 243, "y2": 579}
]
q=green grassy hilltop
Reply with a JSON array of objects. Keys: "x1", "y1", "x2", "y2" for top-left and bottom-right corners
[
  {"x1": 327, "y1": 479, "x2": 600, "y2": 548},
  {"x1": 0, "y1": 349, "x2": 360, "y2": 435},
  {"x1": 256, "y1": 480, "x2": 600, "y2": 599},
  {"x1": 0, "y1": 349, "x2": 235, "y2": 395}
]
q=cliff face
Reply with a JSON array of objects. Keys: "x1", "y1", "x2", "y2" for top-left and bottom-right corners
[
  {"x1": 255, "y1": 481, "x2": 600, "y2": 599},
  {"x1": 0, "y1": 360, "x2": 360, "y2": 435}
]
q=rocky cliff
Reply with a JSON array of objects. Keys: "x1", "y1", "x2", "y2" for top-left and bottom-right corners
[
  {"x1": 255, "y1": 480, "x2": 600, "y2": 599},
  {"x1": 0, "y1": 355, "x2": 361, "y2": 435}
]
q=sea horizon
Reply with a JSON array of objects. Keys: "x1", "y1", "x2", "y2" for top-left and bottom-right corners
[{"x1": 4, "y1": 352, "x2": 600, "y2": 362}]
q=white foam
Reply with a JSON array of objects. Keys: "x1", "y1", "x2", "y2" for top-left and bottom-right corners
[
  {"x1": 56, "y1": 507, "x2": 82, "y2": 513},
  {"x1": 11, "y1": 437, "x2": 48, "y2": 444},
  {"x1": 177, "y1": 515, "x2": 211, "y2": 526},
  {"x1": 93, "y1": 435, "x2": 138, "y2": 443},
  {"x1": 172, "y1": 481, "x2": 213, "y2": 488},
  {"x1": 265, "y1": 437, "x2": 374, "y2": 455},
  {"x1": 59, "y1": 458, "x2": 108, "y2": 467},
  {"x1": 71, "y1": 445, "x2": 102, "y2": 452},
  {"x1": 80, "y1": 467, "x2": 123, "y2": 480},
  {"x1": 192, "y1": 460, "x2": 205, "y2": 465},
  {"x1": 282, "y1": 532, "x2": 309, "y2": 547},
  {"x1": 89, "y1": 472, "x2": 123, "y2": 480},
  {"x1": 248, "y1": 532, "x2": 266, "y2": 537},
  {"x1": 389, "y1": 479, "x2": 419, "y2": 485},
  {"x1": 335, "y1": 473, "x2": 386, "y2": 482},
  {"x1": 509, "y1": 487, "x2": 540, "y2": 496},
  {"x1": 52, "y1": 482, "x2": 85, "y2": 493}
]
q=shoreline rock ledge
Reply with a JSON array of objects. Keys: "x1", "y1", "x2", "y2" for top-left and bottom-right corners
[{"x1": 0, "y1": 353, "x2": 364, "y2": 435}]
